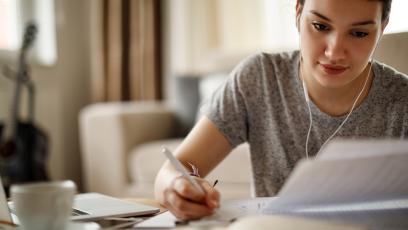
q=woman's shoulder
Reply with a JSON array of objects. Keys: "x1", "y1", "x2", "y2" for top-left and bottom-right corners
[
  {"x1": 373, "y1": 61, "x2": 408, "y2": 102},
  {"x1": 231, "y1": 50, "x2": 299, "y2": 78}
]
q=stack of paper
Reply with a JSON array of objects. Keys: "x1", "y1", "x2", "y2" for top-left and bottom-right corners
[{"x1": 263, "y1": 139, "x2": 408, "y2": 229}]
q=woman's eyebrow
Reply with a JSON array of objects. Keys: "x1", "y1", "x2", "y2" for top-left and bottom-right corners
[
  {"x1": 309, "y1": 10, "x2": 377, "y2": 26},
  {"x1": 351, "y1": 20, "x2": 377, "y2": 26},
  {"x1": 310, "y1": 10, "x2": 331, "y2": 22}
]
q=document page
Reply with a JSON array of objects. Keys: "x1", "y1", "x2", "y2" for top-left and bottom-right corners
[
  {"x1": 212, "y1": 197, "x2": 277, "y2": 219},
  {"x1": 274, "y1": 153, "x2": 408, "y2": 207},
  {"x1": 261, "y1": 139, "x2": 408, "y2": 229},
  {"x1": 318, "y1": 139, "x2": 408, "y2": 160},
  {"x1": 134, "y1": 197, "x2": 277, "y2": 228},
  {"x1": 264, "y1": 199, "x2": 408, "y2": 230}
]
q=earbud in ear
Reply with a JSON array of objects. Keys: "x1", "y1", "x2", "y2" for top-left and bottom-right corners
[
  {"x1": 295, "y1": 13, "x2": 301, "y2": 32},
  {"x1": 302, "y1": 78, "x2": 309, "y2": 102}
]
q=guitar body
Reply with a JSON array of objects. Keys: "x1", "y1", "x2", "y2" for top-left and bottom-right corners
[{"x1": 0, "y1": 122, "x2": 48, "y2": 194}]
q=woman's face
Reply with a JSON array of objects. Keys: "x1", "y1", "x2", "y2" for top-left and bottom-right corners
[{"x1": 297, "y1": 0, "x2": 387, "y2": 89}]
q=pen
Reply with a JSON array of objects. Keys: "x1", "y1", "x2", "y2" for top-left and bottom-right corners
[
  {"x1": 212, "y1": 179, "x2": 218, "y2": 187},
  {"x1": 162, "y1": 147, "x2": 206, "y2": 195}
]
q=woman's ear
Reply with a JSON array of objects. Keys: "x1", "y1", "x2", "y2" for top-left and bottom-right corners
[
  {"x1": 296, "y1": 17, "x2": 300, "y2": 32},
  {"x1": 295, "y1": 1, "x2": 302, "y2": 31},
  {"x1": 295, "y1": 0, "x2": 302, "y2": 15}
]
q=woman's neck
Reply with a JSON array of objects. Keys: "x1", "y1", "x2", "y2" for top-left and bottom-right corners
[{"x1": 301, "y1": 63, "x2": 373, "y2": 117}]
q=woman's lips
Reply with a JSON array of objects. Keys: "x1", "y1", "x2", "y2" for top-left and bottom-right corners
[{"x1": 320, "y1": 63, "x2": 348, "y2": 75}]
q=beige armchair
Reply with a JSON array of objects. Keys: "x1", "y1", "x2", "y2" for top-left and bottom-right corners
[{"x1": 79, "y1": 76, "x2": 252, "y2": 199}]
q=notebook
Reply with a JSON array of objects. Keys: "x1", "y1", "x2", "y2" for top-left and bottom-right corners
[{"x1": 0, "y1": 179, "x2": 160, "y2": 223}]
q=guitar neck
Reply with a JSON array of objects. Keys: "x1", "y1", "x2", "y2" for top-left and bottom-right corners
[
  {"x1": 9, "y1": 53, "x2": 28, "y2": 138},
  {"x1": 4, "y1": 22, "x2": 36, "y2": 141}
]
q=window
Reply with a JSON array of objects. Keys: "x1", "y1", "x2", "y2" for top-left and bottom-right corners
[
  {"x1": 385, "y1": 0, "x2": 408, "y2": 34},
  {"x1": 0, "y1": 0, "x2": 57, "y2": 66},
  {"x1": 0, "y1": 0, "x2": 20, "y2": 50}
]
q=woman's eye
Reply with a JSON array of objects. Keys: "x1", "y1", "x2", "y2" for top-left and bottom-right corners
[
  {"x1": 312, "y1": 22, "x2": 329, "y2": 31},
  {"x1": 351, "y1": 31, "x2": 369, "y2": 38}
]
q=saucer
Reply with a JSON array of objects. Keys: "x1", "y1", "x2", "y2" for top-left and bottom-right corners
[
  {"x1": 68, "y1": 222, "x2": 100, "y2": 230},
  {"x1": 9, "y1": 222, "x2": 100, "y2": 230}
]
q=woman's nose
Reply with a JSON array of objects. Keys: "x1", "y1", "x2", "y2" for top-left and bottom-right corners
[{"x1": 324, "y1": 34, "x2": 347, "y2": 62}]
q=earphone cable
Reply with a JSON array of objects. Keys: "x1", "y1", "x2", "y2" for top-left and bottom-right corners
[
  {"x1": 304, "y1": 91, "x2": 313, "y2": 159},
  {"x1": 301, "y1": 59, "x2": 373, "y2": 159}
]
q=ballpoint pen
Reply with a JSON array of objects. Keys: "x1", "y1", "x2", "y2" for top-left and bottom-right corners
[{"x1": 162, "y1": 147, "x2": 206, "y2": 195}]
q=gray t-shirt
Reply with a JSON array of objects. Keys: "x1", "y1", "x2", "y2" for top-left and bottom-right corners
[{"x1": 203, "y1": 51, "x2": 408, "y2": 197}]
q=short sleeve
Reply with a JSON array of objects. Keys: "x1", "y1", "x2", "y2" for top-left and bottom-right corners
[{"x1": 200, "y1": 55, "x2": 261, "y2": 147}]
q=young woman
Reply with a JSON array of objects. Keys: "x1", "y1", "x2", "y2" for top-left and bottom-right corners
[{"x1": 154, "y1": 0, "x2": 406, "y2": 220}]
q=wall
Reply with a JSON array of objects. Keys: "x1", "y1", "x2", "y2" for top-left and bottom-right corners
[
  {"x1": 161, "y1": 0, "x2": 299, "y2": 105},
  {"x1": 374, "y1": 32, "x2": 408, "y2": 75},
  {"x1": 0, "y1": 0, "x2": 91, "y2": 189}
]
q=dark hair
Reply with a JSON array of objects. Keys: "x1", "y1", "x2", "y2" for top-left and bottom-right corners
[{"x1": 297, "y1": 0, "x2": 392, "y2": 22}]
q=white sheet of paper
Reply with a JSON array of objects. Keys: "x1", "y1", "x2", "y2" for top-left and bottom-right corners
[
  {"x1": 213, "y1": 197, "x2": 278, "y2": 219},
  {"x1": 274, "y1": 151, "x2": 408, "y2": 208},
  {"x1": 134, "y1": 211, "x2": 176, "y2": 228},
  {"x1": 266, "y1": 199, "x2": 408, "y2": 230},
  {"x1": 262, "y1": 140, "x2": 408, "y2": 229},
  {"x1": 318, "y1": 139, "x2": 408, "y2": 160},
  {"x1": 133, "y1": 197, "x2": 276, "y2": 228}
]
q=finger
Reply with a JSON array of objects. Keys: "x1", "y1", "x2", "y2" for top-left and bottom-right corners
[
  {"x1": 164, "y1": 188, "x2": 214, "y2": 220},
  {"x1": 172, "y1": 177, "x2": 205, "y2": 202},
  {"x1": 163, "y1": 188, "x2": 189, "y2": 220},
  {"x1": 201, "y1": 182, "x2": 220, "y2": 209}
]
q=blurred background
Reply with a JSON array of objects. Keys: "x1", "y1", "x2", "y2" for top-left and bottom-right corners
[{"x1": 0, "y1": 0, "x2": 407, "y2": 197}]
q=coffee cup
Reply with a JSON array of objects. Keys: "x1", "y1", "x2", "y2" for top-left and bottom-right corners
[{"x1": 11, "y1": 180, "x2": 76, "y2": 230}]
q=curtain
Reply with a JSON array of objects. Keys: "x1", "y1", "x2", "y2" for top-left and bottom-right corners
[{"x1": 90, "y1": 0, "x2": 161, "y2": 102}]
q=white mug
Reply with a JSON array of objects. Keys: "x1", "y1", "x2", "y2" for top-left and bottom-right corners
[{"x1": 10, "y1": 180, "x2": 76, "y2": 230}]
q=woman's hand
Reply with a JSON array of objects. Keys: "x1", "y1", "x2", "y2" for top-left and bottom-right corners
[{"x1": 162, "y1": 176, "x2": 220, "y2": 220}]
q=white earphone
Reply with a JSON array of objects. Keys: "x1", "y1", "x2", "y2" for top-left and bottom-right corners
[{"x1": 300, "y1": 33, "x2": 382, "y2": 159}]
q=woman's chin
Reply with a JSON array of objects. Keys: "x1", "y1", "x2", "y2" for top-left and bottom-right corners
[{"x1": 316, "y1": 75, "x2": 350, "y2": 89}]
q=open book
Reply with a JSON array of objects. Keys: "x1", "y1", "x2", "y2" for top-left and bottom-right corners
[{"x1": 135, "y1": 139, "x2": 408, "y2": 229}]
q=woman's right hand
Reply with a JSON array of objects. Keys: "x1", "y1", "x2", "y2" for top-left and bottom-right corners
[{"x1": 162, "y1": 176, "x2": 220, "y2": 220}]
